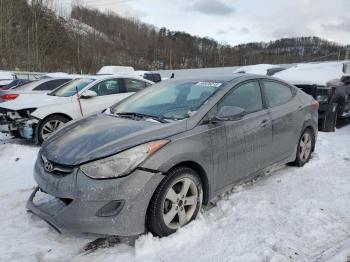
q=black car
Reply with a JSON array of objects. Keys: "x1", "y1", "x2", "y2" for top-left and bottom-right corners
[{"x1": 295, "y1": 75, "x2": 350, "y2": 132}]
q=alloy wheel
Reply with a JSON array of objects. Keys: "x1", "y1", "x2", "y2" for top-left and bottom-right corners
[
  {"x1": 162, "y1": 177, "x2": 199, "y2": 230},
  {"x1": 299, "y1": 132, "x2": 312, "y2": 162},
  {"x1": 41, "y1": 120, "x2": 65, "y2": 140}
]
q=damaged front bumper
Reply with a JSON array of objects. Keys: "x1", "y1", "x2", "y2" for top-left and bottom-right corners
[
  {"x1": 26, "y1": 154, "x2": 164, "y2": 236},
  {"x1": 0, "y1": 108, "x2": 38, "y2": 139}
]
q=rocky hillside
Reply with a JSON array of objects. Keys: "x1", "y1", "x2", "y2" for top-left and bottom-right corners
[{"x1": 0, "y1": 0, "x2": 348, "y2": 73}]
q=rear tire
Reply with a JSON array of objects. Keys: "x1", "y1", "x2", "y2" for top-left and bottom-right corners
[
  {"x1": 292, "y1": 128, "x2": 314, "y2": 167},
  {"x1": 147, "y1": 167, "x2": 203, "y2": 237},
  {"x1": 37, "y1": 115, "x2": 69, "y2": 144}
]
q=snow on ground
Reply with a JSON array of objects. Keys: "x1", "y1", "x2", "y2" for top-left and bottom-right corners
[{"x1": 0, "y1": 124, "x2": 350, "y2": 262}]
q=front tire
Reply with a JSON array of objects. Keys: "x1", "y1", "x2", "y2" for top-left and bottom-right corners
[
  {"x1": 37, "y1": 115, "x2": 69, "y2": 144},
  {"x1": 147, "y1": 167, "x2": 203, "y2": 237},
  {"x1": 292, "y1": 129, "x2": 314, "y2": 167}
]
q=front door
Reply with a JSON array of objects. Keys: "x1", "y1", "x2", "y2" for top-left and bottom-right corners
[
  {"x1": 80, "y1": 78, "x2": 130, "y2": 116},
  {"x1": 213, "y1": 80, "x2": 273, "y2": 188}
]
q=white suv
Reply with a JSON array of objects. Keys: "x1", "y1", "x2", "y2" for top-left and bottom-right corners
[{"x1": 0, "y1": 74, "x2": 154, "y2": 143}]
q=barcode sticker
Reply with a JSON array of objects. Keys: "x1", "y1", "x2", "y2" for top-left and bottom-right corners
[{"x1": 195, "y1": 82, "x2": 222, "y2": 87}]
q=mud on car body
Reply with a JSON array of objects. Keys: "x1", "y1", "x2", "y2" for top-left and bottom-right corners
[{"x1": 26, "y1": 74, "x2": 318, "y2": 237}]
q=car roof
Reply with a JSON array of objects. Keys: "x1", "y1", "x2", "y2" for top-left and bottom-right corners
[
  {"x1": 88, "y1": 74, "x2": 154, "y2": 83},
  {"x1": 167, "y1": 73, "x2": 250, "y2": 82}
]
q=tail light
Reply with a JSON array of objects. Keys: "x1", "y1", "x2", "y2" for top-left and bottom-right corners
[
  {"x1": 0, "y1": 87, "x2": 9, "y2": 91},
  {"x1": 1, "y1": 94, "x2": 19, "y2": 101},
  {"x1": 311, "y1": 100, "x2": 319, "y2": 111}
]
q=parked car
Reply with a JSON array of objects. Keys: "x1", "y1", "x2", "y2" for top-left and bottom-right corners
[
  {"x1": 275, "y1": 61, "x2": 350, "y2": 131},
  {"x1": 0, "y1": 79, "x2": 32, "y2": 91},
  {"x1": 26, "y1": 74, "x2": 318, "y2": 237},
  {"x1": 134, "y1": 71, "x2": 162, "y2": 82},
  {"x1": 0, "y1": 78, "x2": 72, "y2": 102},
  {"x1": 233, "y1": 64, "x2": 288, "y2": 76},
  {"x1": 0, "y1": 71, "x2": 16, "y2": 87},
  {"x1": 0, "y1": 75, "x2": 154, "y2": 142}
]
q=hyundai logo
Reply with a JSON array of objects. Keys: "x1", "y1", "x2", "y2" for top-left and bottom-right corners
[{"x1": 44, "y1": 160, "x2": 54, "y2": 172}]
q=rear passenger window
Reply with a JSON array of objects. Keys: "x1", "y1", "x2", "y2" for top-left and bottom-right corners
[
  {"x1": 124, "y1": 79, "x2": 146, "y2": 92},
  {"x1": 218, "y1": 81, "x2": 263, "y2": 114},
  {"x1": 33, "y1": 79, "x2": 70, "y2": 91},
  {"x1": 263, "y1": 81, "x2": 293, "y2": 107}
]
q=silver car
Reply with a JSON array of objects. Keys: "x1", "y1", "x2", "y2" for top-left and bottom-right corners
[{"x1": 27, "y1": 74, "x2": 318, "y2": 237}]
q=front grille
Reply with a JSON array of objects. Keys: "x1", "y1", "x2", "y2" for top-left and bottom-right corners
[{"x1": 40, "y1": 154, "x2": 74, "y2": 175}]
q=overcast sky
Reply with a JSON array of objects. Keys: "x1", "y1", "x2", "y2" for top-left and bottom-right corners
[{"x1": 61, "y1": 0, "x2": 350, "y2": 46}]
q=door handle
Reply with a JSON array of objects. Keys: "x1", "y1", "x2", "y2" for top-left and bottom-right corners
[
  {"x1": 298, "y1": 105, "x2": 303, "y2": 111},
  {"x1": 260, "y1": 119, "x2": 269, "y2": 127}
]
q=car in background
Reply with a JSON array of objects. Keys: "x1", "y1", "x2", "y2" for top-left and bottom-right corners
[
  {"x1": 0, "y1": 79, "x2": 32, "y2": 91},
  {"x1": 134, "y1": 71, "x2": 162, "y2": 83},
  {"x1": 0, "y1": 75, "x2": 154, "y2": 143},
  {"x1": 0, "y1": 78, "x2": 73, "y2": 102},
  {"x1": 26, "y1": 74, "x2": 318, "y2": 237},
  {"x1": 275, "y1": 61, "x2": 350, "y2": 132},
  {"x1": 233, "y1": 64, "x2": 288, "y2": 76},
  {"x1": 0, "y1": 71, "x2": 16, "y2": 87}
]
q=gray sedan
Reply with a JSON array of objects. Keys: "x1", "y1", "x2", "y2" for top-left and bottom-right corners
[{"x1": 27, "y1": 74, "x2": 318, "y2": 237}]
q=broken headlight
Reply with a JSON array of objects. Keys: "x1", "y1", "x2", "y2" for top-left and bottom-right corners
[{"x1": 80, "y1": 140, "x2": 169, "y2": 179}]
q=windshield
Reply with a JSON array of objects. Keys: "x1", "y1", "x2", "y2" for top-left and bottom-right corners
[
  {"x1": 50, "y1": 78, "x2": 95, "y2": 97},
  {"x1": 112, "y1": 80, "x2": 223, "y2": 120}
]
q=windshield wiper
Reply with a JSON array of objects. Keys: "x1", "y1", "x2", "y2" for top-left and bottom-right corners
[{"x1": 116, "y1": 112, "x2": 170, "y2": 123}]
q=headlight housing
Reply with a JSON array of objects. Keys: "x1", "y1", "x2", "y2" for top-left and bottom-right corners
[{"x1": 80, "y1": 140, "x2": 169, "y2": 179}]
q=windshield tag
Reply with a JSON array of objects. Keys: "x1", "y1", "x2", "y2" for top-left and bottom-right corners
[{"x1": 195, "y1": 82, "x2": 222, "y2": 87}]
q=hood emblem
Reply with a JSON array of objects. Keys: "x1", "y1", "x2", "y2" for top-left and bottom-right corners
[{"x1": 44, "y1": 160, "x2": 54, "y2": 172}]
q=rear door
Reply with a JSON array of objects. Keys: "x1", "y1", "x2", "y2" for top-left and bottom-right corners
[
  {"x1": 262, "y1": 80, "x2": 304, "y2": 162},
  {"x1": 212, "y1": 80, "x2": 273, "y2": 188}
]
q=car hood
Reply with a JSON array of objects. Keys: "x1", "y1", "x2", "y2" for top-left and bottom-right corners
[
  {"x1": 0, "y1": 93, "x2": 70, "y2": 109},
  {"x1": 41, "y1": 113, "x2": 187, "y2": 166}
]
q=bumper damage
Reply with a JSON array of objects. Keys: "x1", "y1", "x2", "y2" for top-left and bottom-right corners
[
  {"x1": 0, "y1": 109, "x2": 38, "y2": 139},
  {"x1": 26, "y1": 156, "x2": 164, "y2": 236}
]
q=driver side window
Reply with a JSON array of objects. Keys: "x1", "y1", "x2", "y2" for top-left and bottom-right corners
[
  {"x1": 89, "y1": 79, "x2": 121, "y2": 96},
  {"x1": 218, "y1": 81, "x2": 263, "y2": 114}
]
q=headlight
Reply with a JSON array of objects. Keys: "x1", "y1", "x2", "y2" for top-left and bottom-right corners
[
  {"x1": 80, "y1": 140, "x2": 169, "y2": 179},
  {"x1": 316, "y1": 95, "x2": 329, "y2": 103}
]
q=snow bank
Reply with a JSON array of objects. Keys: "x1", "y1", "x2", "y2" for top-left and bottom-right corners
[
  {"x1": 0, "y1": 71, "x2": 14, "y2": 80},
  {"x1": 274, "y1": 61, "x2": 345, "y2": 86},
  {"x1": 1, "y1": 125, "x2": 350, "y2": 261},
  {"x1": 232, "y1": 64, "x2": 280, "y2": 75}
]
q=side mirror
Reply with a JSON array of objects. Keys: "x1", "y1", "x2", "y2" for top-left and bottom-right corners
[
  {"x1": 214, "y1": 106, "x2": 246, "y2": 121},
  {"x1": 80, "y1": 90, "x2": 97, "y2": 99}
]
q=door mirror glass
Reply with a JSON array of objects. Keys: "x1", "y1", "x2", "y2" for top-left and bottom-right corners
[
  {"x1": 81, "y1": 90, "x2": 97, "y2": 99},
  {"x1": 215, "y1": 106, "x2": 246, "y2": 121}
]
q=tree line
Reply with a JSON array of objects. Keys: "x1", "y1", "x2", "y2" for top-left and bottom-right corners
[{"x1": 0, "y1": 0, "x2": 348, "y2": 74}]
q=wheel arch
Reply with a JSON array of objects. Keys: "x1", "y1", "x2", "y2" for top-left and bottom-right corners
[
  {"x1": 39, "y1": 113, "x2": 73, "y2": 123},
  {"x1": 164, "y1": 161, "x2": 210, "y2": 205}
]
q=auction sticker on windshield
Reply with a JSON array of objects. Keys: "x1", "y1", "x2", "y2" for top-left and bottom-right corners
[{"x1": 195, "y1": 82, "x2": 223, "y2": 87}]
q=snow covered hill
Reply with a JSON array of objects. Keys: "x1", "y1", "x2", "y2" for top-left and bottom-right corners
[{"x1": 0, "y1": 124, "x2": 350, "y2": 261}]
